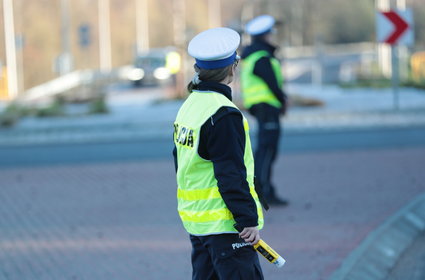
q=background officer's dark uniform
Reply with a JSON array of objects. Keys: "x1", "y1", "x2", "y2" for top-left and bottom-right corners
[
  {"x1": 173, "y1": 81, "x2": 264, "y2": 279},
  {"x1": 241, "y1": 38, "x2": 288, "y2": 205}
]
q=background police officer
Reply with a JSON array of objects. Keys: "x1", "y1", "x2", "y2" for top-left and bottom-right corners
[
  {"x1": 241, "y1": 15, "x2": 289, "y2": 206},
  {"x1": 173, "y1": 27, "x2": 265, "y2": 279}
]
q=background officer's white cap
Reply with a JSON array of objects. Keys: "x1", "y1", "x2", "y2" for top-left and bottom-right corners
[
  {"x1": 245, "y1": 15, "x2": 275, "y2": 36},
  {"x1": 188, "y1": 27, "x2": 240, "y2": 70}
]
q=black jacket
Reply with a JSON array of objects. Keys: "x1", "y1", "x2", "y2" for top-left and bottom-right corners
[
  {"x1": 173, "y1": 81, "x2": 259, "y2": 231},
  {"x1": 241, "y1": 39, "x2": 287, "y2": 107}
]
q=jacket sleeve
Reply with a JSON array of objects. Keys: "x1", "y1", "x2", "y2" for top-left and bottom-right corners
[
  {"x1": 253, "y1": 57, "x2": 287, "y2": 106},
  {"x1": 204, "y1": 108, "x2": 259, "y2": 230}
]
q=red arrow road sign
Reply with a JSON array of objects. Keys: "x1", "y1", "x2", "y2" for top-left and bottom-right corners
[{"x1": 382, "y1": 11, "x2": 409, "y2": 44}]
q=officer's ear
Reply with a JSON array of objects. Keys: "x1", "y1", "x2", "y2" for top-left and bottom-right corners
[
  {"x1": 229, "y1": 65, "x2": 234, "y2": 75},
  {"x1": 223, "y1": 65, "x2": 235, "y2": 85},
  {"x1": 231, "y1": 65, "x2": 236, "y2": 76},
  {"x1": 228, "y1": 65, "x2": 236, "y2": 81}
]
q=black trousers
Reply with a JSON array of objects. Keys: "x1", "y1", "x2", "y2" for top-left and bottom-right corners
[
  {"x1": 190, "y1": 234, "x2": 264, "y2": 280},
  {"x1": 249, "y1": 103, "x2": 281, "y2": 200}
]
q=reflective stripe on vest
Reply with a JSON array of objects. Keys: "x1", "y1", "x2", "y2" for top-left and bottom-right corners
[
  {"x1": 174, "y1": 90, "x2": 264, "y2": 236},
  {"x1": 241, "y1": 50, "x2": 284, "y2": 109}
]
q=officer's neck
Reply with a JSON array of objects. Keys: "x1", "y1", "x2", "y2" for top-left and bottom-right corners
[
  {"x1": 253, "y1": 37, "x2": 277, "y2": 54},
  {"x1": 220, "y1": 76, "x2": 232, "y2": 85}
]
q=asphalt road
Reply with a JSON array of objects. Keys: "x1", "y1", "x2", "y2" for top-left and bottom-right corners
[
  {"x1": 1, "y1": 125, "x2": 425, "y2": 168},
  {"x1": 1, "y1": 144, "x2": 424, "y2": 280}
]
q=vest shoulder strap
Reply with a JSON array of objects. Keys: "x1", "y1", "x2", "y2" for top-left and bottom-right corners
[
  {"x1": 211, "y1": 106, "x2": 241, "y2": 125},
  {"x1": 246, "y1": 50, "x2": 270, "y2": 61}
]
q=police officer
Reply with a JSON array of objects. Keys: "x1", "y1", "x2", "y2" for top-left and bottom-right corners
[
  {"x1": 173, "y1": 27, "x2": 265, "y2": 279},
  {"x1": 241, "y1": 15, "x2": 289, "y2": 206}
]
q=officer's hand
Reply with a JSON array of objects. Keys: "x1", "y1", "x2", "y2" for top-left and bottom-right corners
[{"x1": 239, "y1": 226, "x2": 260, "y2": 245}]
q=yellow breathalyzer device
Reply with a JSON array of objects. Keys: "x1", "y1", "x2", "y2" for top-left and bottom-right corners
[{"x1": 254, "y1": 239, "x2": 286, "y2": 268}]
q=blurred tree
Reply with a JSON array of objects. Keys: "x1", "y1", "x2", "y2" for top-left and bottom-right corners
[
  {"x1": 110, "y1": 0, "x2": 136, "y2": 66},
  {"x1": 149, "y1": 0, "x2": 175, "y2": 48},
  {"x1": 20, "y1": 0, "x2": 61, "y2": 89},
  {"x1": 187, "y1": 0, "x2": 209, "y2": 34},
  {"x1": 1, "y1": 0, "x2": 424, "y2": 93},
  {"x1": 321, "y1": 0, "x2": 375, "y2": 44}
]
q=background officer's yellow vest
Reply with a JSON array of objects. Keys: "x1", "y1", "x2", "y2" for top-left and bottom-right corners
[
  {"x1": 241, "y1": 50, "x2": 284, "y2": 109},
  {"x1": 174, "y1": 90, "x2": 264, "y2": 235}
]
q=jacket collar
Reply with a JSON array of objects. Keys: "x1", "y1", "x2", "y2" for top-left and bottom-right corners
[
  {"x1": 195, "y1": 81, "x2": 232, "y2": 101},
  {"x1": 241, "y1": 39, "x2": 277, "y2": 59}
]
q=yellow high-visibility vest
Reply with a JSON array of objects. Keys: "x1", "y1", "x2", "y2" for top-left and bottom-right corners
[
  {"x1": 174, "y1": 90, "x2": 264, "y2": 235},
  {"x1": 241, "y1": 50, "x2": 283, "y2": 109}
]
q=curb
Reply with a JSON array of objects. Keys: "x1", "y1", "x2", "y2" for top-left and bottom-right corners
[
  {"x1": 0, "y1": 123, "x2": 171, "y2": 146},
  {"x1": 2, "y1": 123, "x2": 425, "y2": 147},
  {"x1": 329, "y1": 193, "x2": 425, "y2": 280},
  {"x1": 1, "y1": 107, "x2": 425, "y2": 147},
  {"x1": 1, "y1": 121, "x2": 425, "y2": 147}
]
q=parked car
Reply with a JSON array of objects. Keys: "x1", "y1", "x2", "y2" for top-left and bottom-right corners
[{"x1": 128, "y1": 48, "x2": 180, "y2": 87}]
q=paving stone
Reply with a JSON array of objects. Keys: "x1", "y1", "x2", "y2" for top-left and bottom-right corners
[{"x1": 0, "y1": 148, "x2": 425, "y2": 279}]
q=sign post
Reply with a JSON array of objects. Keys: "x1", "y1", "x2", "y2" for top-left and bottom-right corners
[
  {"x1": 376, "y1": 9, "x2": 414, "y2": 110},
  {"x1": 391, "y1": 45, "x2": 399, "y2": 110}
]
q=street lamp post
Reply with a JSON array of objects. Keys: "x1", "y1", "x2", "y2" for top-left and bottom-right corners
[
  {"x1": 173, "y1": 0, "x2": 186, "y2": 97},
  {"x1": 136, "y1": 0, "x2": 149, "y2": 54},
  {"x1": 2, "y1": 0, "x2": 18, "y2": 98},
  {"x1": 376, "y1": 0, "x2": 391, "y2": 78},
  {"x1": 98, "y1": 0, "x2": 112, "y2": 72}
]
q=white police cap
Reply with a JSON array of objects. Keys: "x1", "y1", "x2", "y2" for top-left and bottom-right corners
[
  {"x1": 188, "y1": 27, "x2": 240, "y2": 70},
  {"x1": 245, "y1": 15, "x2": 275, "y2": 36}
]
